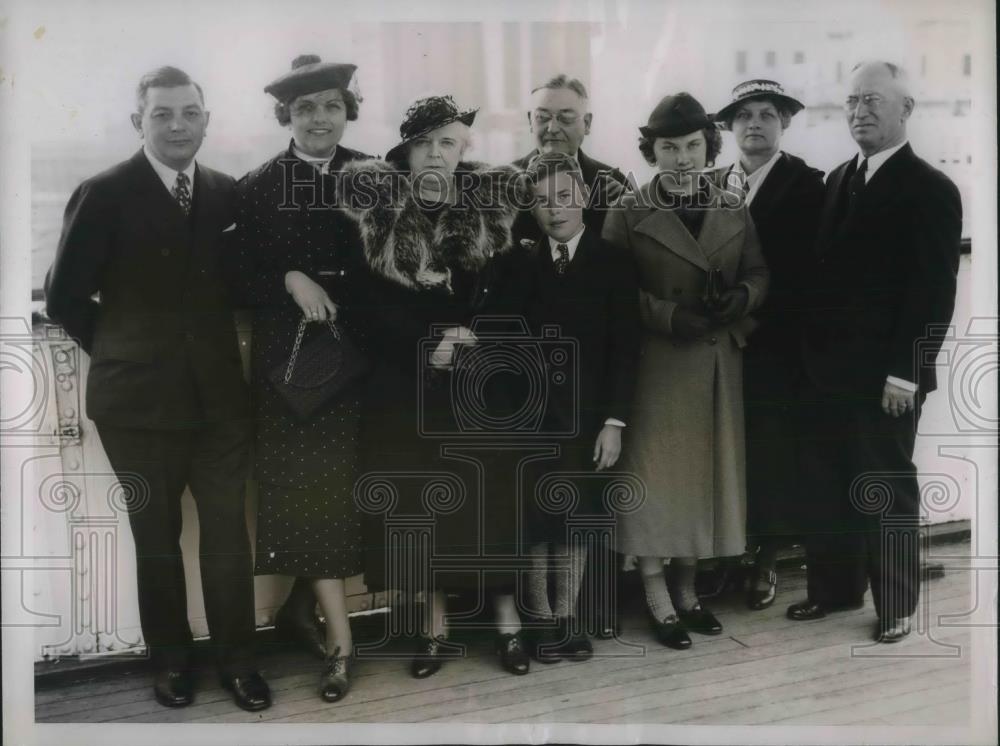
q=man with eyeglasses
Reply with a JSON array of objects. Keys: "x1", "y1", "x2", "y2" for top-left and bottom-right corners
[
  {"x1": 790, "y1": 61, "x2": 962, "y2": 643},
  {"x1": 512, "y1": 74, "x2": 628, "y2": 244}
]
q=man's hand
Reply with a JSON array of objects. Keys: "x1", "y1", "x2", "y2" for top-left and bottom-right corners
[
  {"x1": 881, "y1": 381, "x2": 916, "y2": 418},
  {"x1": 593, "y1": 424, "x2": 623, "y2": 471},
  {"x1": 285, "y1": 270, "x2": 337, "y2": 321},
  {"x1": 671, "y1": 307, "x2": 714, "y2": 340},
  {"x1": 430, "y1": 326, "x2": 478, "y2": 369}
]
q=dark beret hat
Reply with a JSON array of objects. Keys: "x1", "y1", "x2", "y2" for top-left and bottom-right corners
[
  {"x1": 639, "y1": 92, "x2": 714, "y2": 139},
  {"x1": 264, "y1": 54, "x2": 357, "y2": 103}
]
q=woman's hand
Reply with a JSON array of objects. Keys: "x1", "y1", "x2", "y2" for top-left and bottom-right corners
[
  {"x1": 593, "y1": 424, "x2": 623, "y2": 471},
  {"x1": 285, "y1": 270, "x2": 337, "y2": 321},
  {"x1": 429, "y1": 326, "x2": 478, "y2": 369},
  {"x1": 671, "y1": 307, "x2": 714, "y2": 340},
  {"x1": 710, "y1": 287, "x2": 749, "y2": 326}
]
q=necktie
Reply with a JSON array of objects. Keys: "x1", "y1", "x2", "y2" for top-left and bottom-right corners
[
  {"x1": 172, "y1": 172, "x2": 192, "y2": 215},
  {"x1": 555, "y1": 243, "x2": 570, "y2": 275},
  {"x1": 848, "y1": 157, "x2": 868, "y2": 209}
]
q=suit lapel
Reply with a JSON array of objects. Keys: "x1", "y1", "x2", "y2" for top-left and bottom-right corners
[
  {"x1": 748, "y1": 152, "x2": 792, "y2": 222},
  {"x1": 817, "y1": 159, "x2": 851, "y2": 254},
  {"x1": 127, "y1": 150, "x2": 189, "y2": 243},
  {"x1": 634, "y1": 201, "x2": 711, "y2": 271}
]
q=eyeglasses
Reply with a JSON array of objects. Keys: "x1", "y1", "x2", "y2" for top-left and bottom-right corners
[
  {"x1": 532, "y1": 111, "x2": 581, "y2": 126},
  {"x1": 844, "y1": 94, "x2": 885, "y2": 111}
]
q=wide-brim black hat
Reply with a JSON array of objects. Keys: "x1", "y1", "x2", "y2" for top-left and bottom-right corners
[
  {"x1": 385, "y1": 95, "x2": 478, "y2": 165},
  {"x1": 265, "y1": 55, "x2": 358, "y2": 103},
  {"x1": 639, "y1": 92, "x2": 714, "y2": 139},
  {"x1": 715, "y1": 79, "x2": 805, "y2": 128}
]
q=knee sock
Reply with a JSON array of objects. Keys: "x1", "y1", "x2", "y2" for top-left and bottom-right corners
[
  {"x1": 670, "y1": 558, "x2": 700, "y2": 611},
  {"x1": 553, "y1": 543, "x2": 588, "y2": 619},
  {"x1": 638, "y1": 557, "x2": 677, "y2": 623},
  {"x1": 524, "y1": 542, "x2": 553, "y2": 619}
]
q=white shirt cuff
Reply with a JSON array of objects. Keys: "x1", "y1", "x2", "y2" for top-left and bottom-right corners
[
  {"x1": 604, "y1": 418, "x2": 626, "y2": 428},
  {"x1": 886, "y1": 375, "x2": 918, "y2": 392}
]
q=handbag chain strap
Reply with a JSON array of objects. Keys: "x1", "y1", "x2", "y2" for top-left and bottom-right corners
[{"x1": 283, "y1": 317, "x2": 342, "y2": 384}]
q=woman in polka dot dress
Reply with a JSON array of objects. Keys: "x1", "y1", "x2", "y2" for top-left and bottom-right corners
[{"x1": 228, "y1": 55, "x2": 370, "y2": 703}]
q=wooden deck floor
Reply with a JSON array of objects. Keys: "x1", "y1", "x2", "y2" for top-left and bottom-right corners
[{"x1": 35, "y1": 541, "x2": 977, "y2": 726}]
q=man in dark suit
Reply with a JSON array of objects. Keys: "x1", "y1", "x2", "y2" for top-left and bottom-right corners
[
  {"x1": 44, "y1": 67, "x2": 271, "y2": 710},
  {"x1": 715, "y1": 80, "x2": 826, "y2": 611},
  {"x1": 789, "y1": 61, "x2": 962, "y2": 642},
  {"x1": 512, "y1": 74, "x2": 628, "y2": 245},
  {"x1": 511, "y1": 76, "x2": 631, "y2": 640},
  {"x1": 517, "y1": 152, "x2": 640, "y2": 660}
]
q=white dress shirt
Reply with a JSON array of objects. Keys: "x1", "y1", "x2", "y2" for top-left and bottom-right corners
[
  {"x1": 549, "y1": 226, "x2": 626, "y2": 429},
  {"x1": 143, "y1": 145, "x2": 196, "y2": 199},
  {"x1": 732, "y1": 149, "x2": 783, "y2": 205},
  {"x1": 851, "y1": 141, "x2": 918, "y2": 393}
]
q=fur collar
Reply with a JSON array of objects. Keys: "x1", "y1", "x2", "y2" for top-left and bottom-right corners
[{"x1": 338, "y1": 158, "x2": 524, "y2": 292}]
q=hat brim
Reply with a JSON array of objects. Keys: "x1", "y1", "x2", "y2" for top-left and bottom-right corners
[
  {"x1": 714, "y1": 93, "x2": 805, "y2": 128},
  {"x1": 264, "y1": 62, "x2": 358, "y2": 103},
  {"x1": 385, "y1": 109, "x2": 477, "y2": 165}
]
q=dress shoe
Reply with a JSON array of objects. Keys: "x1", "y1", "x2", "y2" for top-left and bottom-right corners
[
  {"x1": 678, "y1": 604, "x2": 723, "y2": 635},
  {"x1": 787, "y1": 597, "x2": 864, "y2": 621},
  {"x1": 877, "y1": 617, "x2": 912, "y2": 643},
  {"x1": 274, "y1": 604, "x2": 327, "y2": 659},
  {"x1": 319, "y1": 648, "x2": 352, "y2": 702},
  {"x1": 495, "y1": 632, "x2": 530, "y2": 675},
  {"x1": 410, "y1": 635, "x2": 447, "y2": 679},
  {"x1": 746, "y1": 568, "x2": 778, "y2": 611},
  {"x1": 525, "y1": 618, "x2": 562, "y2": 664},
  {"x1": 221, "y1": 671, "x2": 272, "y2": 712},
  {"x1": 152, "y1": 669, "x2": 194, "y2": 708},
  {"x1": 553, "y1": 617, "x2": 593, "y2": 661},
  {"x1": 649, "y1": 614, "x2": 692, "y2": 650}
]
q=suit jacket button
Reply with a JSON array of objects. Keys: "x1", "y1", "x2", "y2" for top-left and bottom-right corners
[
  {"x1": 161, "y1": 248, "x2": 170, "y2": 256},
  {"x1": 185, "y1": 332, "x2": 195, "y2": 342},
  {"x1": 709, "y1": 336, "x2": 718, "y2": 345}
]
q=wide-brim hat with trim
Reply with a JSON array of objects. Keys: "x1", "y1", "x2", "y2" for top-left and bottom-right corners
[
  {"x1": 715, "y1": 79, "x2": 804, "y2": 128},
  {"x1": 385, "y1": 95, "x2": 478, "y2": 165},
  {"x1": 264, "y1": 54, "x2": 359, "y2": 103},
  {"x1": 639, "y1": 92, "x2": 714, "y2": 139}
]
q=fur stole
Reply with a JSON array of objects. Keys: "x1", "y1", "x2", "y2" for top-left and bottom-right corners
[{"x1": 338, "y1": 159, "x2": 526, "y2": 292}]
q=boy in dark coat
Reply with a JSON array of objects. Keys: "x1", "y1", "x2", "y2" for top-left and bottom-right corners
[{"x1": 518, "y1": 152, "x2": 640, "y2": 661}]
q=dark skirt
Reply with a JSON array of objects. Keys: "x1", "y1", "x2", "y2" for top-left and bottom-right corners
[
  {"x1": 357, "y1": 373, "x2": 519, "y2": 595},
  {"x1": 252, "y1": 379, "x2": 365, "y2": 578}
]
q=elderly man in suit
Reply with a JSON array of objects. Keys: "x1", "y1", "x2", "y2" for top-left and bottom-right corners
[
  {"x1": 512, "y1": 74, "x2": 627, "y2": 244},
  {"x1": 715, "y1": 80, "x2": 826, "y2": 611},
  {"x1": 45, "y1": 67, "x2": 271, "y2": 709},
  {"x1": 788, "y1": 61, "x2": 962, "y2": 642}
]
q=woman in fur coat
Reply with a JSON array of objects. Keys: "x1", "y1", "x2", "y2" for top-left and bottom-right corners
[{"x1": 339, "y1": 95, "x2": 534, "y2": 679}]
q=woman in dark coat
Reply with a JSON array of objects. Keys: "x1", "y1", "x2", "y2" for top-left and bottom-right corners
[
  {"x1": 715, "y1": 80, "x2": 825, "y2": 610},
  {"x1": 228, "y1": 55, "x2": 369, "y2": 702},
  {"x1": 339, "y1": 95, "x2": 532, "y2": 678},
  {"x1": 603, "y1": 93, "x2": 768, "y2": 649}
]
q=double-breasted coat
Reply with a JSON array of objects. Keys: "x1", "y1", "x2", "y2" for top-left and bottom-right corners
[{"x1": 602, "y1": 176, "x2": 769, "y2": 559}]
